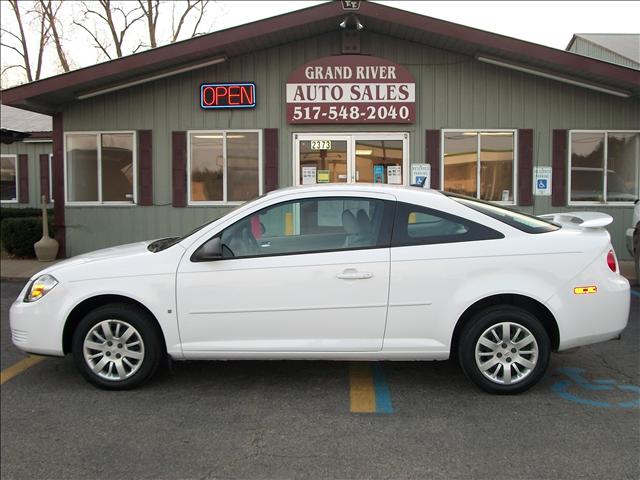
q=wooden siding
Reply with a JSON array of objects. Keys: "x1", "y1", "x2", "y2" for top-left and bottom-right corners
[
  {"x1": 62, "y1": 31, "x2": 640, "y2": 258},
  {"x1": 0, "y1": 140, "x2": 52, "y2": 209}
]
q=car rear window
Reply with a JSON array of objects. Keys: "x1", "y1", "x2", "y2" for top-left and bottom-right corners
[
  {"x1": 392, "y1": 202, "x2": 504, "y2": 247},
  {"x1": 444, "y1": 193, "x2": 560, "y2": 234}
]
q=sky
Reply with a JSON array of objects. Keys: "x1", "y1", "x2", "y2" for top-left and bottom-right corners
[
  {"x1": 215, "y1": 1, "x2": 640, "y2": 51},
  {"x1": 1, "y1": 1, "x2": 639, "y2": 87}
]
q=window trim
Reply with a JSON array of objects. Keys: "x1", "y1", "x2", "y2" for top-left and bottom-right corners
[
  {"x1": 567, "y1": 129, "x2": 640, "y2": 206},
  {"x1": 440, "y1": 129, "x2": 518, "y2": 206},
  {"x1": 187, "y1": 129, "x2": 263, "y2": 206},
  {"x1": 64, "y1": 131, "x2": 138, "y2": 206},
  {"x1": 0, "y1": 154, "x2": 19, "y2": 204}
]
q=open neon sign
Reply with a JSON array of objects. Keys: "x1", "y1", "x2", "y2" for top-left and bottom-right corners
[{"x1": 200, "y1": 83, "x2": 256, "y2": 109}]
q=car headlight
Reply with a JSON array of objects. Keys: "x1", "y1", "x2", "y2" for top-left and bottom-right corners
[{"x1": 24, "y1": 274, "x2": 58, "y2": 302}]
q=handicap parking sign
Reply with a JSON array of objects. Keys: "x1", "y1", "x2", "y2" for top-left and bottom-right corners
[{"x1": 533, "y1": 166, "x2": 552, "y2": 196}]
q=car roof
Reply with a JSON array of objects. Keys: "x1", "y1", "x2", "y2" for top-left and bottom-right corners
[{"x1": 266, "y1": 183, "x2": 446, "y2": 200}]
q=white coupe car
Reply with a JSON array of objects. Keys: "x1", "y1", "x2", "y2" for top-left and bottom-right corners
[{"x1": 10, "y1": 185, "x2": 630, "y2": 394}]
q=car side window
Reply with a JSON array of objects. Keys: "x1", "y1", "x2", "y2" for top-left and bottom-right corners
[
  {"x1": 392, "y1": 202, "x2": 503, "y2": 247},
  {"x1": 206, "y1": 197, "x2": 394, "y2": 259}
]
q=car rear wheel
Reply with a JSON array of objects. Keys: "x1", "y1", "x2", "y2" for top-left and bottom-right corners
[
  {"x1": 458, "y1": 306, "x2": 550, "y2": 394},
  {"x1": 72, "y1": 303, "x2": 163, "y2": 390}
]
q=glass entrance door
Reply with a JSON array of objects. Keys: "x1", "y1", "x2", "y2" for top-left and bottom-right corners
[
  {"x1": 297, "y1": 135, "x2": 351, "y2": 185},
  {"x1": 294, "y1": 133, "x2": 408, "y2": 186}
]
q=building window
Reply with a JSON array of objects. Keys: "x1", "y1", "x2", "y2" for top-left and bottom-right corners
[
  {"x1": 65, "y1": 132, "x2": 136, "y2": 204},
  {"x1": 1, "y1": 154, "x2": 18, "y2": 203},
  {"x1": 188, "y1": 130, "x2": 262, "y2": 205},
  {"x1": 569, "y1": 131, "x2": 639, "y2": 204},
  {"x1": 442, "y1": 130, "x2": 516, "y2": 204}
]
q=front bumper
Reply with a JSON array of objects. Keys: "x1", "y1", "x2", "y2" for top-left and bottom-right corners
[{"x1": 9, "y1": 284, "x2": 66, "y2": 357}]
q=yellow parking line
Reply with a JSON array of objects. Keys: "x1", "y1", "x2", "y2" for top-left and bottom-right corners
[
  {"x1": 349, "y1": 362, "x2": 376, "y2": 413},
  {"x1": 0, "y1": 355, "x2": 44, "y2": 385}
]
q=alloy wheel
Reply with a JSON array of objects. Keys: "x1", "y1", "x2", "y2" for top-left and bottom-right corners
[
  {"x1": 474, "y1": 321, "x2": 539, "y2": 385},
  {"x1": 83, "y1": 319, "x2": 145, "y2": 381}
]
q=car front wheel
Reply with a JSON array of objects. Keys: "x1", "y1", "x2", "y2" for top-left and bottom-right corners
[
  {"x1": 458, "y1": 306, "x2": 550, "y2": 394},
  {"x1": 72, "y1": 303, "x2": 163, "y2": 390}
]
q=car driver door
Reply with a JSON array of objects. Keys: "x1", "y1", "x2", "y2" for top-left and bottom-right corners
[{"x1": 176, "y1": 193, "x2": 395, "y2": 354}]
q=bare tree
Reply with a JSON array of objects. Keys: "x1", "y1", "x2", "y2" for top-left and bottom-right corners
[
  {"x1": 138, "y1": 0, "x2": 211, "y2": 49},
  {"x1": 73, "y1": 1, "x2": 145, "y2": 60},
  {"x1": 39, "y1": 0, "x2": 70, "y2": 72},
  {"x1": 171, "y1": 0, "x2": 209, "y2": 43},
  {"x1": 0, "y1": 0, "x2": 51, "y2": 83},
  {"x1": 138, "y1": 0, "x2": 159, "y2": 48},
  {"x1": 1, "y1": 0, "x2": 221, "y2": 87},
  {"x1": 31, "y1": 1, "x2": 52, "y2": 80},
  {"x1": 1, "y1": 1, "x2": 34, "y2": 82}
]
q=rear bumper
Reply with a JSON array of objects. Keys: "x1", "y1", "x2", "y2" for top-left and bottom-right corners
[{"x1": 547, "y1": 274, "x2": 630, "y2": 351}]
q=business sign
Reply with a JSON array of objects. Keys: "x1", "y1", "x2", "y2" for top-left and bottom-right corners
[
  {"x1": 200, "y1": 83, "x2": 256, "y2": 109},
  {"x1": 534, "y1": 166, "x2": 552, "y2": 196},
  {"x1": 302, "y1": 166, "x2": 317, "y2": 184},
  {"x1": 317, "y1": 170, "x2": 330, "y2": 183},
  {"x1": 373, "y1": 165, "x2": 385, "y2": 183},
  {"x1": 286, "y1": 55, "x2": 416, "y2": 124},
  {"x1": 411, "y1": 163, "x2": 430, "y2": 188},
  {"x1": 387, "y1": 165, "x2": 402, "y2": 184}
]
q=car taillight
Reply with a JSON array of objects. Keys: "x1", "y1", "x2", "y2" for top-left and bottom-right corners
[{"x1": 606, "y1": 249, "x2": 617, "y2": 272}]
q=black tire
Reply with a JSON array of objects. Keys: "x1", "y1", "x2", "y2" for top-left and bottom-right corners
[
  {"x1": 458, "y1": 306, "x2": 550, "y2": 395},
  {"x1": 72, "y1": 303, "x2": 163, "y2": 390}
]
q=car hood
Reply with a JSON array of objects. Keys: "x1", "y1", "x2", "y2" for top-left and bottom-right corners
[{"x1": 33, "y1": 240, "x2": 181, "y2": 281}]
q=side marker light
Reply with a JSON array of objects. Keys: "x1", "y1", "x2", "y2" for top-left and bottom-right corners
[{"x1": 574, "y1": 286, "x2": 597, "y2": 294}]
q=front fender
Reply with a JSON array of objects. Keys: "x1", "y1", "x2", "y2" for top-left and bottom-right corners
[{"x1": 62, "y1": 274, "x2": 183, "y2": 359}]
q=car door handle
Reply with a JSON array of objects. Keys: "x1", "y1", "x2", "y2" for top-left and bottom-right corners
[
  {"x1": 336, "y1": 269, "x2": 373, "y2": 280},
  {"x1": 259, "y1": 242, "x2": 271, "y2": 248}
]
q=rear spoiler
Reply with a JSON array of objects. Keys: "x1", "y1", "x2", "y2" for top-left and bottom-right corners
[{"x1": 538, "y1": 212, "x2": 613, "y2": 228}]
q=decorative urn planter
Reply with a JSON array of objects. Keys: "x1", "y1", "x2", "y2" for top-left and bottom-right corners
[{"x1": 34, "y1": 195, "x2": 59, "y2": 261}]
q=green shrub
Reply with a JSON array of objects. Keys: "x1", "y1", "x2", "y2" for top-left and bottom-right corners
[
  {"x1": 0, "y1": 217, "x2": 56, "y2": 258},
  {"x1": 0, "y1": 207, "x2": 54, "y2": 221}
]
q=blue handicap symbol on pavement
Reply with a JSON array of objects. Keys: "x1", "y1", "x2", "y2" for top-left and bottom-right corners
[
  {"x1": 537, "y1": 179, "x2": 548, "y2": 189},
  {"x1": 553, "y1": 367, "x2": 640, "y2": 408}
]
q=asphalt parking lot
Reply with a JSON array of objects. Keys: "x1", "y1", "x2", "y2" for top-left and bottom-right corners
[{"x1": 1, "y1": 279, "x2": 639, "y2": 480}]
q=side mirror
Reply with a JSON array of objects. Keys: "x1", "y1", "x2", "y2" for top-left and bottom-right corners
[{"x1": 191, "y1": 237, "x2": 223, "y2": 262}]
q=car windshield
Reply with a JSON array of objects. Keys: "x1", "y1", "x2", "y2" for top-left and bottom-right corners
[{"x1": 444, "y1": 192, "x2": 560, "y2": 234}]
